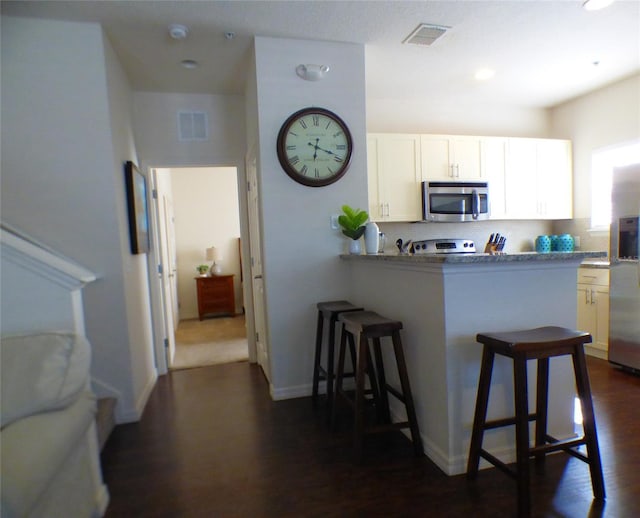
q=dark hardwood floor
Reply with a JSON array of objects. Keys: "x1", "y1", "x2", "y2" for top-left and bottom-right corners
[{"x1": 101, "y1": 357, "x2": 640, "y2": 517}]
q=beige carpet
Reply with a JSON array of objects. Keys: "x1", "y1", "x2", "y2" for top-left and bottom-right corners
[{"x1": 171, "y1": 315, "x2": 249, "y2": 370}]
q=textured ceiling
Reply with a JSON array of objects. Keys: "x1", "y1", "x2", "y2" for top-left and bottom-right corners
[{"x1": 2, "y1": 0, "x2": 639, "y2": 108}]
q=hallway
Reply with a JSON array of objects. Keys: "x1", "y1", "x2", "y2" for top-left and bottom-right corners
[
  {"x1": 171, "y1": 316, "x2": 248, "y2": 370},
  {"x1": 101, "y1": 357, "x2": 640, "y2": 517}
]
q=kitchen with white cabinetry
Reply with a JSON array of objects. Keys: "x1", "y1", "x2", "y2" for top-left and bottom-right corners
[{"x1": 367, "y1": 133, "x2": 573, "y2": 224}]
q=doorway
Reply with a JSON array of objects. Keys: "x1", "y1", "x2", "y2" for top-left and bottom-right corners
[{"x1": 151, "y1": 166, "x2": 248, "y2": 371}]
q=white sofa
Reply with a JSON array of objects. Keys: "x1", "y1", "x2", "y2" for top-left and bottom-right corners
[{"x1": 1, "y1": 332, "x2": 108, "y2": 517}]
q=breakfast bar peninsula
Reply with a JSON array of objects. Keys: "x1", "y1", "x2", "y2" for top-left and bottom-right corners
[{"x1": 340, "y1": 251, "x2": 606, "y2": 475}]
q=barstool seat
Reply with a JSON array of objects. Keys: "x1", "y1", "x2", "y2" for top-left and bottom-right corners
[
  {"x1": 332, "y1": 310, "x2": 423, "y2": 460},
  {"x1": 312, "y1": 300, "x2": 363, "y2": 420},
  {"x1": 467, "y1": 326, "x2": 605, "y2": 517}
]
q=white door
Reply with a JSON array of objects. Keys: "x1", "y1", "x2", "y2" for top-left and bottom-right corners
[
  {"x1": 150, "y1": 169, "x2": 178, "y2": 368},
  {"x1": 163, "y1": 197, "x2": 179, "y2": 331},
  {"x1": 160, "y1": 195, "x2": 178, "y2": 365},
  {"x1": 247, "y1": 154, "x2": 270, "y2": 380}
]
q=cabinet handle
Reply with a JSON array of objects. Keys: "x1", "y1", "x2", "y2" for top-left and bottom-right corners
[
  {"x1": 450, "y1": 164, "x2": 455, "y2": 178},
  {"x1": 380, "y1": 203, "x2": 384, "y2": 218},
  {"x1": 585, "y1": 289, "x2": 590, "y2": 304},
  {"x1": 455, "y1": 164, "x2": 460, "y2": 178},
  {"x1": 385, "y1": 203, "x2": 390, "y2": 217},
  {"x1": 591, "y1": 289, "x2": 596, "y2": 305}
]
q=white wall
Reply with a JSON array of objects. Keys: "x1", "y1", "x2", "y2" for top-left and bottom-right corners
[
  {"x1": 367, "y1": 99, "x2": 549, "y2": 137},
  {"x1": 252, "y1": 36, "x2": 368, "y2": 398},
  {"x1": 1, "y1": 16, "x2": 156, "y2": 422},
  {"x1": 133, "y1": 92, "x2": 246, "y2": 167},
  {"x1": 169, "y1": 167, "x2": 242, "y2": 319},
  {"x1": 550, "y1": 74, "x2": 640, "y2": 219}
]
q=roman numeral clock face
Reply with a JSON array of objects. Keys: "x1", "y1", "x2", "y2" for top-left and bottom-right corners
[{"x1": 276, "y1": 107, "x2": 353, "y2": 187}]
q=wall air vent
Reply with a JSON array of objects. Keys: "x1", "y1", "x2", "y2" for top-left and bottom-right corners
[
  {"x1": 403, "y1": 23, "x2": 450, "y2": 46},
  {"x1": 178, "y1": 111, "x2": 208, "y2": 141}
]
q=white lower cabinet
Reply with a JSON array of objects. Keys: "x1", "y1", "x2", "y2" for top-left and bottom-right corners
[
  {"x1": 577, "y1": 268, "x2": 610, "y2": 359},
  {"x1": 367, "y1": 134, "x2": 421, "y2": 222}
]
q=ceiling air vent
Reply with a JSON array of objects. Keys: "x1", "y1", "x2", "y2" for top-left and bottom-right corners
[
  {"x1": 403, "y1": 23, "x2": 450, "y2": 46},
  {"x1": 178, "y1": 111, "x2": 209, "y2": 142}
]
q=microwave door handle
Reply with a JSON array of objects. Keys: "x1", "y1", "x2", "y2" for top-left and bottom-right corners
[{"x1": 472, "y1": 189, "x2": 479, "y2": 220}]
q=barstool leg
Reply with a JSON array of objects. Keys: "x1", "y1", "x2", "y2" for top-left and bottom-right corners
[
  {"x1": 331, "y1": 324, "x2": 348, "y2": 431},
  {"x1": 467, "y1": 347, "x2": 495, "y2": 477},
  {"x1": 372, "y1": 337, "x2": 391, "y2": 424},
  {"x1": 354, "y1": 331, "x2": 369, "y2": 462},
  {"x1": 513, "y1": 354, "x2": 531, "y2": 518},
  {"x1": 535, "y1": 358, "x2": 549, "y2": 466},
  {"x1": 391, "y1": 330, "x2": 423, "y2": 456},
  {"x1": 572, "y1": 347, "x2": 606, "y2": 500},
  {"x1": 312, "y1": 311, "x2": 324, "y2": 407},
  {"x1": 325, "y1": 315, "x2": 338, "y2": 421}
]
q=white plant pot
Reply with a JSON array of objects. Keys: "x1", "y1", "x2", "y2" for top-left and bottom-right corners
[{"x1": 349, "y1": 239, "x2": 361, "y2": 255}]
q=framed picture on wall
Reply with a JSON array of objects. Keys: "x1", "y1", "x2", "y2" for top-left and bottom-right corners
[{"x1": 124, "y1": 160, "x2": 150, "y2": 254}]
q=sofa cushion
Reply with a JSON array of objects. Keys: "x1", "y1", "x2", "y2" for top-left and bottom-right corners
[
  {"x1": 1, "y1": 333, "x2": 91, "y2": 428},
  {"x1": 1, "y1": 391, "x2": 97, "y2": 517}
]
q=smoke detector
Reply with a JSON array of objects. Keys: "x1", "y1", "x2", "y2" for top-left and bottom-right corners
[
  {"x1": 168, "y1": 24, "x2": 189, "y2": 40},
  {"x1": 403, "y1": 23, "x2": 450, "y2": 46}
]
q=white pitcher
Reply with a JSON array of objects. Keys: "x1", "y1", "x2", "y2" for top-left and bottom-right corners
[{"x1": 364, "y1": 221, "x2": 380, "y2": 254}]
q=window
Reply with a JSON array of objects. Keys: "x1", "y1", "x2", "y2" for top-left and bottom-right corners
[{"x1": 591, "y1": 141, "x2": 640, "y2": 230}]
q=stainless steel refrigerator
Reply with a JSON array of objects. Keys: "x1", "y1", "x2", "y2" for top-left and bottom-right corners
[{"x1": 608, "y1": 163, "x2": 640, "y2": 371}]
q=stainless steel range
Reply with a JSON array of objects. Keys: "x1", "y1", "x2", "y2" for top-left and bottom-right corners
[{"x1": 412, "y1": 238, "x2": 476, "y2": 254}]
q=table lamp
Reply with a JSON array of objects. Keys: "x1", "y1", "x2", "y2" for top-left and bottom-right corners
[{"x1": 206, "y1": 246, "x2": 222, "y2": 275}]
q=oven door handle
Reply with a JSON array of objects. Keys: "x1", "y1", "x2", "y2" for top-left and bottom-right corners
[{"x1": 471, "y1": 189, "x2": 479, "y2": 220}]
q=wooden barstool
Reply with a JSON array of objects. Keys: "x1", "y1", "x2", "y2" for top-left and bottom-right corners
[
  {"x1": 332, "y1": 310, "x2": 423, "y2": 460},
  {"x1": 467, "y1": 326, "x2": 605, "y2": 517},
  {"x1": 312, "y1": 301, "x2": 363, "y2": 419}
]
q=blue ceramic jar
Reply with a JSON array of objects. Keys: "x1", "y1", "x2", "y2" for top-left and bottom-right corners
[
  {"x1": 557, "y1": 233, "x2": 574, "y2": 252},
  {"x1": 535, "y1": 235, "x2": 551, "y2": 253}
]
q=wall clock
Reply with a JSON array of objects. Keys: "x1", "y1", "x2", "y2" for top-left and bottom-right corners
[{"x1": 276, "y1": 107, "x2": 353, "y2": 187}]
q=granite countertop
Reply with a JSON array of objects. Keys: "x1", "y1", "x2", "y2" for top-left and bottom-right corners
[
  {"x1": 580, "y1": 258, "x2": 610, "y2": 269},
  {"x1": 340, "y1": 251, "x2": 607, "y2": 265}
]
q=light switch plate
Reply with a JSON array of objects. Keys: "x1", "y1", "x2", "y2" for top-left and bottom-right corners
[{"x1": 330, "y1": 215, "x2": 339, "y2": 230}]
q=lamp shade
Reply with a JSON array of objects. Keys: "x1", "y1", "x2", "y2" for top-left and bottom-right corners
[{"x1": 206, "y1": 246, "x2": 221, "y2": 261}]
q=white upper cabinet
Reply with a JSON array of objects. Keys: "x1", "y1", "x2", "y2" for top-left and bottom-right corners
[
  {"x1": 367, "y1": 134, "x2": 422, "y2": 222},
  {"x1": 366, "y1": 133, "x2": 572, "y2": 222},
  {"x1": 504, "y1": 138, "x2": 572, "y2": 220},
  {"x1": 421, "y1": 135, "x2": 483, "y2": 181}
]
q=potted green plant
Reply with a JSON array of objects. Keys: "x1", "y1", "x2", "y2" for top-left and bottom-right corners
[
  {"x1": 196, "y1": 264, "x2": 209, "y2": 276},
  {"x1": 338, "y1": 205, "x2": 369, "y2": 254}
]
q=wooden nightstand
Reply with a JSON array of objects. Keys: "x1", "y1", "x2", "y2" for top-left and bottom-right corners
[{"x1": 195, "y1": 275, "x2": 235, "y2": 320}]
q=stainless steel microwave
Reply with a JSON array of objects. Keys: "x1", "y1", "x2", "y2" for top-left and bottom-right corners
[{"x1": 422, "y1": 181, "x2": 489, "y2": 222}]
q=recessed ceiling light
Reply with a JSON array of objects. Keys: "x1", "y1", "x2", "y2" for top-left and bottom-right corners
[
  {"x1": 168, "y1": 24, "x2": 189, "y2": 40},
  {"x1": 583, "y1": 0, "x2": 615, "y2": 11},
  {"x1": 181, "y1": 60, "x2": 199, "y2": 69},
  {"x1": 474, "y1": 68, "x2": 495, "y2": 81}
]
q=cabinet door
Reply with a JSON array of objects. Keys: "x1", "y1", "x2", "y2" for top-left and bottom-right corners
[
  {"x1": 593, "y1": 285, "x2": 609, "y2": 351},
  {"x1": 505, "y1": 138, "x2": 538, "y2": 219},
  {"x1": 451, "y1": 136, "x2": 483, "y2": 180},
  {"x1": 577, "y1": 284, "x2": 597, "y2": 338},
  {"x1": 483, "y1": 138, "x2": 507, "y2": 219},
  {"x1": 536, "y1": 139, "x2": 572, "y2": 219},
  {"x1": 367, "y1": 136, "x2": 383, "y2": 220},
  {"x1": 372, "y1": 134, "x2": 421, "y2": 222},
  {"x1": 420, "y1": 135, "x2": 451, "y2": 181}
]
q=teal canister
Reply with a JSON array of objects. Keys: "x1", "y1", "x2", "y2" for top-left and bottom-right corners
[
  {"x1": 535, "y1": 235, "x2": 551, "y2": 253},
  {"x1": 549, "y1": 234, "x2": 559, "y2": 251},
  {"x1": 557, "y1": 233, "x2": 574, "y2": 252}
]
